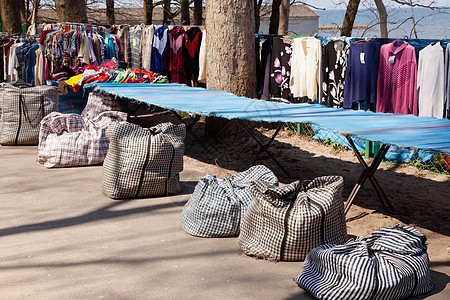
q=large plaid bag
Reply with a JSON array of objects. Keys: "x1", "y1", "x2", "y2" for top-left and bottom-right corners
[
  {"x1": 102, "y1": 121, "x2": 186, "y2": 199},
  {"x1": 37, "y1": 111, "x2": 127, "y2": 168},
  {"x1": 0, "y1": 80, "x2": 58, "y2": 145},
  {"x1": 294, "y1": 225, "x2": 433, "y2": 300},
  {"x1": 82, "y1": 92, "x2": 123, "y2": 118},
  {"x1": 180, "y1": 165, "x2": 279, "y2": 238},
  {"x1": 238, "y1": 176, "x2": 347, "y2": 261}
]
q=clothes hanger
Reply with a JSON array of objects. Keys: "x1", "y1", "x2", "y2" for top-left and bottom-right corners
[{"x1": 356, "y1": 35, "x2": 377, "y2": 43}]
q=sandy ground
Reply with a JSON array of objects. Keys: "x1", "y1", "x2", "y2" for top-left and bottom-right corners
[{"x1": 0, "y1": 113, "x2": 449, "y2": 299}]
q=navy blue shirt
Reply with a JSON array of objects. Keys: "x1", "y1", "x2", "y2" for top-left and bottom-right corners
[{"x1": 343, "y1": 41, "x2": 380, "y2": 109}]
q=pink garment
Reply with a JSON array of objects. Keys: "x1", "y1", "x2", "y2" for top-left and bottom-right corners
[
  {"x1": 168, "y1": 27, "x2": 186, "y2": 84},
  {"x1": 377, "y1": 40, "x2": 418, "y2": 115}
]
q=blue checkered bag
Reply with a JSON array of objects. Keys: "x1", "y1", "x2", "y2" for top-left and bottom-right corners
[
  {"x1": 181, "y1": 165, "x2": 278, "y2": 237},
  {"x1": 294, "y1": 225, "x2": 433, "y2": 299}
]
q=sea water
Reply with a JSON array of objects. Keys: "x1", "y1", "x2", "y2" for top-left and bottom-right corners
[{"x1": 315, "y1": 7, "x2": 450, "y2": 39}]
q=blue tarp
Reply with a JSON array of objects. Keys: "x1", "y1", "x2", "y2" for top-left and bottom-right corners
[{"x1": 94, "y1": 83, "x2": 450, "y2": 155}]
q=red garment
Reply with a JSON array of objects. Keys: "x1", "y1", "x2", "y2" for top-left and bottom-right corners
[
  {"x1": 39, "y1": 30, "x2": 53, "y2": 45},
  {"x1": 168, "y1": 26, "x2": 186, "y2": 84}
]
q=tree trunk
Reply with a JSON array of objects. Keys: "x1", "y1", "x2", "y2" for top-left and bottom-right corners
[
  {"x1": 0, "y1": 0, "x2": 23, "y2": 35},
  {"x1": 269, "y1": 0, "x2": 281, "y2": 34},
  {"x1": 193, "y1": 0, "x2": 202, "y2": 25},
  {"x1": 278, "y1": 0, "x2": 289, "y2": 35},
  {"x1": 106, "y1": 0, "x2": 115, "y2": 25},
  {"x1": 254, "y1": 0, "x2": 261, "y2": 34},
  {"x1": 19, "y1": 0, "x2": 27, "y2": 24},
  {"x1": 163, "y1": 0, "x2": 171, "y2": 25},
  {"x1": 341, "y1": 0, "x2": 360, "y2": 37},
  {"x1": 206, "y1": 0, "x2": 256, "y2": 98},
  {"x1": 144, "y1": 0, "x2": 153, "y2": 25},
  {"x1": 55, "y1": 0, "x2": 88, "y2": 23},
  {"x1": 29, "y1": 0, "x2": 40, "y2": 25},
  {"x1": 181, "y1": 0, "x2": 190, "y2": 25},
  {"x1": 374, "y1": 0, "x2": 388, "y2": 38}
]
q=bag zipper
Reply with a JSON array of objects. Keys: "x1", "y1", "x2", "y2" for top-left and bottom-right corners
[
  {"x1": 164, "y1": 144, "x2": 176, "y2": 196},
  {"x1": 135, "y1": 135, "x2": 152, "y2": 198}
]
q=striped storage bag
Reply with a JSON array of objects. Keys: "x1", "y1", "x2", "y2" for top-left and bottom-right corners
[
  {"x1": 181, "y1": 165, "x2": 278, "y2": 237},
  {"x1": 294, "y1": 225, "x2": 433, "y2": 300},
  {"x1": 0, "y1": 80, "x2": 58, "y2": 145},
  {"x1": 37, "y1": 111, "x2": 127, "y2": 168},
  {"x1": 102, "y1": 121, "x2": 186, "y2": 199},
  {"x1": 239, "y1": 176, "x2": 346, "y2": 261}
]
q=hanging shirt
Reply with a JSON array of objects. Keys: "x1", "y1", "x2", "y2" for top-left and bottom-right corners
[
  {"x1": 168, "y1": 26, "x2": 186, "y2": 84},
  {"x1": 258, "y1": 37, "x2": 272, "y2": 101},
  {"x1": 140, "y1": 25, "x2": 155, "y2": 71},
  {"x1": 198, "y1": 29, "x2": 207, "y2": 84},
  {"x1": 24, "y1": 42, "x2": 40, "y2": 86},
  {"x1": 445, "y1": 44, "x2": 450, "y2": 119},
  {"x1": 34, "y1": 46, "x2": 45, "y2": 86},
  {"x1": 343, "y1": 40, "x2": 380, "y2": 109},
  {"x1": 128, "y1": 25, "x2": 142, "y2": 70},
  {"x1": 184, "y1": 27, "x2": 202, "y2": 85},
  {"x1": 322, "y1": 39, "x2": 350, "y2": 108},
  {"x1": 7, "y1": 42, "x2": 25, "y2": 82},
  {"x1": 151, "y1": 25, "x2": 169, "y2": 76},
  {"x1": 270, "y1": 37, "x2": 292, "y2": 103},
  {"x1": 117, "y1": 26, "x2": 129, "y2": 62},
  {"x1": 417, "y1": 43, "x2": 445, "y2": 118},
  {"x1": 289, "y1": 37, "x2": 322, "y2": 101},
  {"x1": 377, "y1": 40, "x2": 417, "y2": 115}
]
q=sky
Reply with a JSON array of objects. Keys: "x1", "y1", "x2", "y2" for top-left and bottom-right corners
[{"x1": 307, "y1": 0, "x2": 450, "y2": 10}]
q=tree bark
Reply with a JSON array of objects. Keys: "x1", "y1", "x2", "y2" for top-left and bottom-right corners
[
  {"x1": 106, "y1": 0, "x2": 115, "y2": 25},
  {"x1": 278, "y1": 0, "x2": 289, "y2": 35},
  {"x1": 206, "y1": 0, "x2": 256, "y2": 98},
  {"x1": 193, "y1": 0, "x2": 202, "y2": 25},
  {"x1": 144, "y1": 0, "x2": 153, "y2": 25},
  {"x1": 269, "y1": 0, "x2": 281, "y2": 34},
  {"x1": 54, "y1": 0, "x2": 88, "y2": 23},
  {"x1": 341, "y1": 0, "x2": 360, "y2": 37},
  {"x1": 20, "y1": 0, "x2": 27, "y2": 24},
  {"x1": 374, "y1": 0, "x2": 388, "y2": 38},
  {"x1": 181, "y1": 0, "x2": 190, "y2": 25},
  {"x1": 0, "y1": 0, "x2": 23, "y2": 35},
  {"x1": 30, "y1": 0, "x2": 40, "y2": 25},
  {"x1": 163, "y1": 0, "x2": 172, "y2": 25}
]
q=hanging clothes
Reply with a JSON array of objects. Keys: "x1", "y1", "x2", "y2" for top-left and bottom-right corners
[
  {"x1": 184, "y1": 27, "x2": 202, "y2": 86},
  {"x1": 128, "y1": 25, "x2": 142, "y2": 70},
  {"x1": 445, "y1": 44, "x2": 450, "y2": 119},
  {"x1": 258, "y1": 37, "x2": 272, "y2": 100},
  {"x1": 270, "y1": 36, "x2": 292, "y2": 103},
  {"x1": 23, "y1": 42, "x2": 40, "y2": 86},
  {"x1": 198, "y1": 29, "x2": 207, "y2": 84},
  {"x1": 168, "y1": 26, "x2": 186, "y2": 84},
  {"x1": 151, "y1": 25, "x2": 169, "y2": 76},
  {"x1": 140, "y1": 25, "x2": 155, "y2": 71},
  {"x1": 117, "y1": 25, "x2": 129, "y2": 62},
  {"x1": 377, "y1": 40, "x2": 417, "y2": 116},
  {"x1": 322, "y1": 39, "x2": 350, "y2": 108},
  {"x1": 417, "y1": 43, "x2": 445, "y2": 118},
  {"x1": 343, "y1": 40, "x2": 380, "y2": 109},
  {"x1": 289, "y1": 37, "x2": 322, "y2": 102}
]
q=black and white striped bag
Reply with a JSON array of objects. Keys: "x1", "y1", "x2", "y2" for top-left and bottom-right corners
[
  {"x1": 82, "y1": 92, "x2": 122, "y2": 118},
  {"x1": 102, "y1": 121, "x2": 186, "y2": 199},
  {"x1": 181, "y1": 165, "x2": 278, "y2": 238},
  {"x1": 0, "y1": 80, "x2": 58, "y2": 145},
  {"x1": 295, "y1": 225, "x2": 433, "y2": 300},
  {"x1": 238, "y1": 176, "x2": 347, "y2": 261}
]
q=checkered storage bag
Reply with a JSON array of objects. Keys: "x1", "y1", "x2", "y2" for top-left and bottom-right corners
[
  {"x1": 180, "y1": 165, "x2": 279, "y2": 238},
  {"x1": 0, "y1": 80, "x2": 58, "y2": 145},
  {"x1": 37, "y1": 111, "x2": 127, "y2": 168},
  {"x1": 294, "y1": 225, "x2": 433, "y2": 300},
  {"x1": 238, "y1": 176, "x2": 347, "y2": 261},
  {"x1": 82, "y1": 92, "x2": 123, "y2": 118},
  {"x1": 102, "y1": 121, "x2": 186, "y2": 199}
]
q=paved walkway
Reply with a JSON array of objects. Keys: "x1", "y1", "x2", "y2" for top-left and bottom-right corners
[{"x1": 0, "y1": 146, "x2": 448, "y2": 299}]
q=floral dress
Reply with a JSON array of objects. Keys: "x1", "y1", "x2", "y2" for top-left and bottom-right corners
[
  {"x1": 270, "y1": 37, "x2": 293, "y2": 103},
  {"x1": 322, "y1": 39, "x2": 349, "y2": 108}
]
